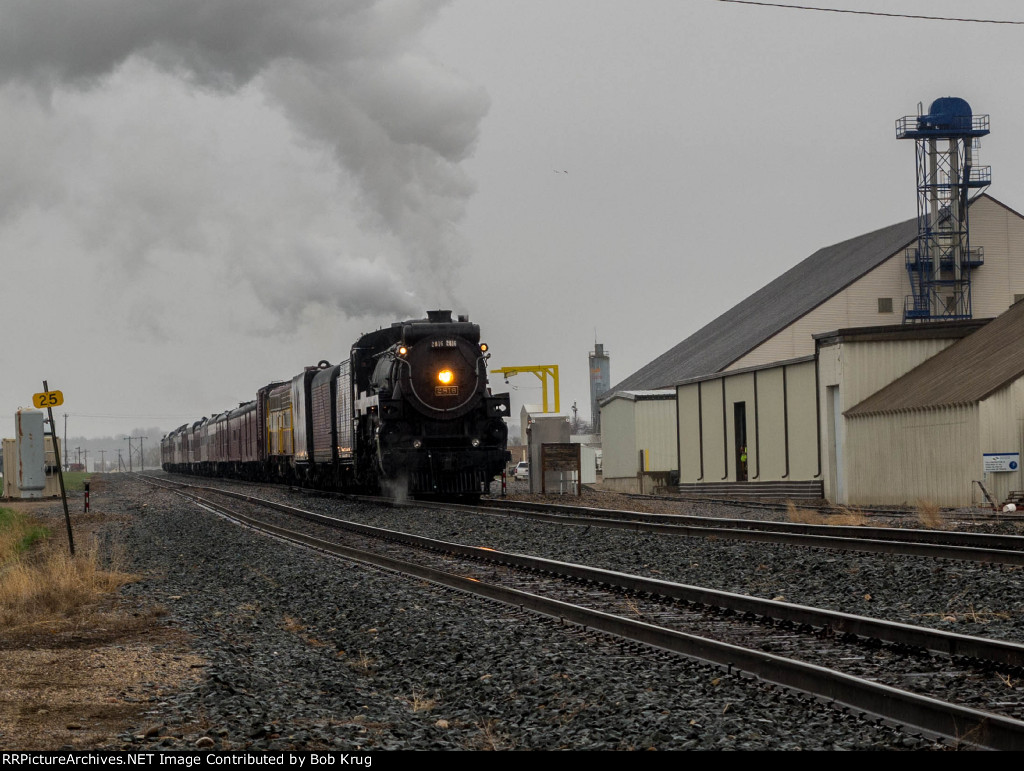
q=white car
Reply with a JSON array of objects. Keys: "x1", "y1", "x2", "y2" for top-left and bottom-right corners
[{"x1": 513, "y1": 461, "x2": 529, "y2": 481}]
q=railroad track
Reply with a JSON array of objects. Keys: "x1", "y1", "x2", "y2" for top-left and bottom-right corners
[
  {"x1": 141, "y1": 474, "x2": 1024, "y2": 749},
  {"x1": 150, "y1": 471, "x2": 1024, "y2": 564},
  {"x1": 609, "y1": 488, "x2": 1024, "y2": 522},
  {"x1": 146, "y1": 470, "x2": 1024, "y2": 564}
]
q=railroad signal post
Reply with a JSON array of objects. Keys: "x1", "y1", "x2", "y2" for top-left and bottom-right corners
[{"x1": 36, "y1": 381, "x2": 74, "y2": 556}]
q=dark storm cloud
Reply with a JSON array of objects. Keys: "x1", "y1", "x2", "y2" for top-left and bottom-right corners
[
  {"x1": 0, "y1": 0, "x2": 417, "y2": 88},
  {"x1": 0, "y1": 0, "x2": 488, "y2": 319}
]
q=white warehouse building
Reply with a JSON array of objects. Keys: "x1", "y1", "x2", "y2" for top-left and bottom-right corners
[{"x1": 601, "y1": 195, "x2": 1024, "y2": 504}]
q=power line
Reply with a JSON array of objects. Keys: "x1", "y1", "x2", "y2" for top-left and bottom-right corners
[
  {"x1": 64, "y1": 413, "x2": 200, "y2": 421},
  {"x1": 716, "y1": 0, "x2": 1024, "y2": 25}
]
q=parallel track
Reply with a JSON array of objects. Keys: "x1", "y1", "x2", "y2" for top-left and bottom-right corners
[
  {"x1": 295, "y1": 488, "x2": 1024, "y2": 565},
  {"x1": 142, "y1": 475, "x2": 1024, "y2": 749}
]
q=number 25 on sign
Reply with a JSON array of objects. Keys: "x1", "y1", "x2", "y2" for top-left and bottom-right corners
[{"x1": 33, "y1": 390, "x2": 63, "y2": 408}]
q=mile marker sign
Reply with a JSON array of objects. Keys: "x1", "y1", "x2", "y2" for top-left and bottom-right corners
[{"x1": 33, "y1": 390, "x2": 64, "y2": 408}]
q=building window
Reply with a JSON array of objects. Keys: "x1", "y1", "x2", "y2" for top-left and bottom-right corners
[{"x1": 877, "y1": 297, "x2": 893, "y2": 313}]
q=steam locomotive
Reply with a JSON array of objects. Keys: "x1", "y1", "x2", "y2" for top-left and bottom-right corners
[{"x1": 161, "y1": 310, "x2": 511, "y2": 497}]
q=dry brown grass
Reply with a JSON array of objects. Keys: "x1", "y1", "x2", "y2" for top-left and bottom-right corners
[
  {"x1": 622, "y1": 597, "x2": 644, "y2": 617},
  {"x1": 830, "y1": 505, "x2": 869, "y2": 526},
  {"x1": 785, "y1": 501, "x2": 825, "y2": 524},
  {"x1": 916, "y1": 500, "x2": 946, "y2": 530},
  {"x1": 786, "y1": 501, "x2": 869, "y2": 526},
  {"x1": 346, "y1": 650, "x2": 377, "y2": 674},
  {"x1": 409, "y1": 689, "x2": 437, "y2": 713},
  {"x1": 0, "y1": 518, "x2": 138, "y2": 630},
  {"x1": 470, "y1": 719, "x2": 512, "y2": 751}
]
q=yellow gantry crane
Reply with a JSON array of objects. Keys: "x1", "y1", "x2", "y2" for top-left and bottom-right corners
[{"x1": 490, "y1": 365, "x2": 560, "y2": 413}]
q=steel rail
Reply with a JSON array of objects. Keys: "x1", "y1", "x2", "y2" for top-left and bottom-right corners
[
  {"x1": 264, "y1": 479, "x2": 1024, "y2": 563},
  {"x1": 452, "y1": 500, "x2": 1024, "y2": 565},
  {"x1": 176, "y1": 481, "x2": 1024, "y2": 669},
  {"x1": 616, "y1": 490, "x2": 1024, "y2": 522},
  {"x1": 474, "y1": 498, "x2": 1024, "y2": 551},
  {"x1": 162, "y1": 482, "x2": 1024, "y2": 750},
  {"x1": 152, "y1": 473, "x2": 1024, "y2": 552}
]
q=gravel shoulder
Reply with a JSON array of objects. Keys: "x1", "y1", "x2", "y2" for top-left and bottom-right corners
[{"x1": 1, "y1": 474, "x2": 966, "y2": 750}]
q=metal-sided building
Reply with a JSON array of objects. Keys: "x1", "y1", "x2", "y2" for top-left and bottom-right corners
[
  {"x1": 675, "y1": 357, "x2": 819, "y2": 498},
  {"x1": 599, "y1": 390, "x2": 676, "y2": 493},
  {"x1": 841, "y1": 301, "x2": 1024, "y2": 506},
  {"x1": 815, "y1": 320, "x2": 985, "y2": 503},
  {"x1": 603, "y1": 194, "x2": 1024, "y2": 503},
  {"x1": 612, "y1": 195, "x2": 1024, "y2": 394}
]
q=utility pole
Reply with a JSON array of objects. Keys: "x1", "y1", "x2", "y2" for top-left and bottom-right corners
[
  {"x1": 125, "y1": 437, "x2": 133, "y2": 472},
  {"x1": 138, "y1": 436, "x2": 148, "y2": 472},
  {"x1": 83, "y1": 449, "x2": 88, "y2": 473},
  {"x1": 117, "y1": 449, "x2": 125, "y2": 472},
  {"x1": 98, "y1": 450, "x2": 106, "y2": 472},
  {"x1": 76, "y1": 447, "x2": 81, "y2": 467}
]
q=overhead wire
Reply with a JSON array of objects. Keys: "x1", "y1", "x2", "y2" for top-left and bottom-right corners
[{"x1": 716, "y1": 0, "x2": 1024, "y2": 25}]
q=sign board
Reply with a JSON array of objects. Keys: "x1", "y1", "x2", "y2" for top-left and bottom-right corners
[
  {"x1": 32, "y1": 390, "x2": 63, "y2": 408},
  {"x1": 983, "y1": 453, "x2": 1020, "y2": 473},
  {"x1": 540, "y1": 442, "x2": 582, "y2": 496}
]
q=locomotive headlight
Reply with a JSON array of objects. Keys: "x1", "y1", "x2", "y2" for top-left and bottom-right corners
[
  {"x1": 398, "y1": 346, "x2": 408, "y2": 356},
  {"x1": 438, "y1": 369, "x2": 454, "y2": 385},
  {"x1": 479, "y1": 343, "x2": 488, "y2": 353}
]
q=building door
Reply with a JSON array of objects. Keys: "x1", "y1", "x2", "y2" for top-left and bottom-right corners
[
  {"x1": 828, "y1": 385, "x2": 844, "y2": 502},
  {"x1": 734, "y1": 402, "x2": 748, "y2": 482}
]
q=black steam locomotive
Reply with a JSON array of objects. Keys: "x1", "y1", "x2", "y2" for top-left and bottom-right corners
[{"x1": 161, "y1": 310, "x2": 511, "y2": 497}]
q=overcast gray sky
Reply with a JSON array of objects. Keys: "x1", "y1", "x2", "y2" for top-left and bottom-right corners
[{"x1": 3, "y1": 0, "x2": 1023, "y2": 440}]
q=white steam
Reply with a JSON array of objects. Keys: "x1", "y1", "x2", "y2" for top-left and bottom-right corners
[{"x1": 0, "y1": 0, "x2": 488, "y2": 325}]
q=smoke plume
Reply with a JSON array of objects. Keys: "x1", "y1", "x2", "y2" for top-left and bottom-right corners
[{"x1": 0, "y1": 0, "x2": 487, "y2": 325}]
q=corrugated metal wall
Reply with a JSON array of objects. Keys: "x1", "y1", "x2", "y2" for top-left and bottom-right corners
[
  {"x1": 635, "y1": 399, "x2": 678, "y2": 473},
  {"x1": 727, "y1": 255, "x2": 909, "y2": 370},
  {"x1": 676, "y1": 360, "x2": 817, "y2": 484},
  {"x1": 978, "y1": 378, "x2": 1024, "y2": 503},
  {"x1": 600, "y1": 399, "x2": 637, "y2": 480},
  {"x1": 728, "y1": 196, "x2": 1024, "y2": 372},
  {"x1": 970, "y1": 196, "x2": 1024, "y2": 320},
  {"x1": 818, "y1": 336, "x2": 962, "y2": 502},
  {"x1": 845, "y1": 405, "x2": 979, "y2": 507},
  {"x1": 601, "y1": 397, "x2": 676, "y2": 481}
]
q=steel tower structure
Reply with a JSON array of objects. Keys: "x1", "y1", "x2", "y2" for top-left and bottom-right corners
[
  {"x1": 588, "y1": 342, "x2": 609, "y2": 434},
  {"x1": 896, "y1": 97, "x2": 990, "y2": 321}
]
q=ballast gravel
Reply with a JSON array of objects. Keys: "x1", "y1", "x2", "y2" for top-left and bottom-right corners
[{"x1": 100, "y1": 475, "x2": 951, "y2": 750}]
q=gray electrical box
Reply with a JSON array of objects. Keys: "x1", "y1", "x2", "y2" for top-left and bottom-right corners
[{"x1": 16, "y1": 409, "x2": 46, "y2": 498}]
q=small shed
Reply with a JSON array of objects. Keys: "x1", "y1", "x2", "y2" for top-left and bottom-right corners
[{"x1": 598, "y1": 390, "x2": 677, "y2": 493}]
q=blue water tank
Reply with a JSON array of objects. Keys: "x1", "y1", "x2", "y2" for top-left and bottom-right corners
[{"x1": 919, "y1": 97, "x2": 973, "y2": 130}]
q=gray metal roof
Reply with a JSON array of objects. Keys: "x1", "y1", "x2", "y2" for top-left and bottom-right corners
[
  {"x1": 601, "y1": 389, "x2": 675, "y2": 404},
  {"x1": 846, "y1": 299, "x2": 1024, "y2": 416},
  {"x1": 610, "y1": 213, "x2": 921, "y2": 392}
]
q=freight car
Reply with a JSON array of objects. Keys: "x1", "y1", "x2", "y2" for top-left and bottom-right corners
[{"x1": 161, "y1": 310, "x2": 511, "y2": 497}]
